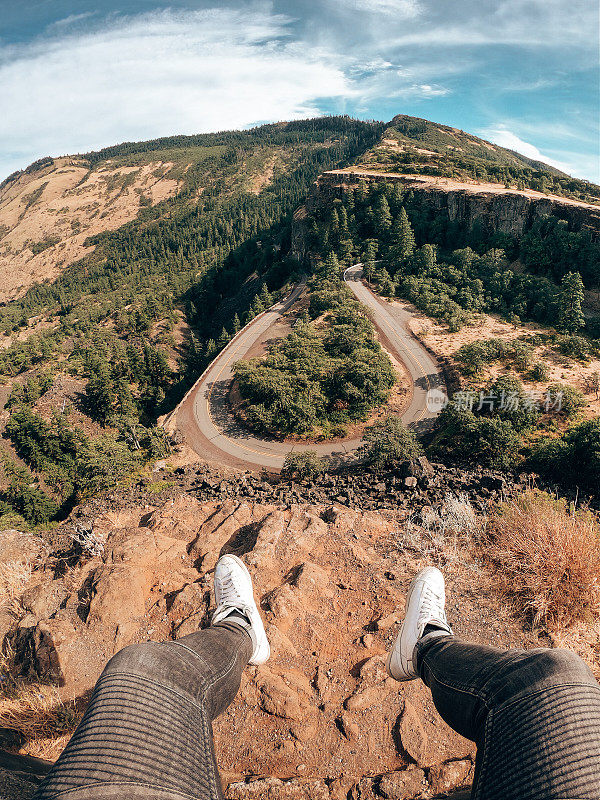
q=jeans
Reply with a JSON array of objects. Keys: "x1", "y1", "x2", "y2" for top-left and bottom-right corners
[
  {"x1": 34, "y1": 622, "x2": 252, "y2": 800},
  {"x1": 35, "y1": 627, "x2": 600, "y2": 800},
  {"x1": 416, "y1": 633, "x2": 600, "y2": 799}
]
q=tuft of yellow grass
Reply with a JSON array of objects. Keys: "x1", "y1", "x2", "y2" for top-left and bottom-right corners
[
  {"x1": 0, "y1": 684, "x2": 80, "y2": 741},
  {"x1": 485, "y1": 491, "x2": 600, "y2": 630},
  {"x1": 0, "y1": 644, "x2": 81, "y2": 744},
  {"x1": 0, "y1": 559, "x2": 32, "y2": 606}
]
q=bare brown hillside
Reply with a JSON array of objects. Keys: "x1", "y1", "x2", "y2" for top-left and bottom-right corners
[{"x1": 0, "y1": 158, "x2": 180, "y2": 302}]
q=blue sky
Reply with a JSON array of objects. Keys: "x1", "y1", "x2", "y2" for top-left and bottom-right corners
[{"x1": 1, "y1": 0, "x2": 598, "y2": 183}]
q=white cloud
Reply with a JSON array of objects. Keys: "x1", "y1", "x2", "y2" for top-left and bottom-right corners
[
  {"x1": 330, "y1": 0, "x2": 420, "y2": 16},
  {"x1": 0, "y1": 8, "x2": 349, "y2": 180},
  {"x1": 480, "y1": 128, "x2": 573, "y2": 174},
  {"x1": 404, "y1": 83, "x2": 449, "y2": 98},
  {"x1": 47, "y1": 12, "x2": 97, "y2": 31},
  {"x1": 384, "y1": 0, "x2": 598, "y2": 49}
]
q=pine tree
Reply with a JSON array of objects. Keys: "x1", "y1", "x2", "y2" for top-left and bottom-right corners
[
  {"x1": 363, "y1": 240, "x2": 378, "y2": 282},
  {"x1": 217, "y1": 327, "x2": 230, "y2": 348},
  {"x1": 339, "y1": 206, "x2": 349, "y2": 234},
  {"x1": 374, "y1": 194, "x2": 392, "y2": 237},
  {"x1": 232, "y1": 313, "x2": 241, "y2": 333},
  {"x1": 421, "y1": 243, "x2": 436, "y2": 272},
  {"x1": 558, "y1": 272, "x2": 585, "y2": 333},
  {"x1": 322, "y1": 252, "x2": 341, "y2": 280},
  {"x1": 389, "y1": 208, "x2": 415, "y2": 269},
  {"x1": 390, "y1": 183, "x2": 404, "y2": 214},
  {"x1": 252, "y1": 296, "x2": 265, "y2": 315},
  {"x1": 259, "y1": 283, "x2": 272, "y2": 307}
]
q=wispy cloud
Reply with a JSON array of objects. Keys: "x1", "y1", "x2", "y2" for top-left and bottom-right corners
[
  {"x1": 480, "y1": 128, "x2": 573, "y2": 175},
  {"x1": 0, "y1": 8, "x2": 348, "y2": 179},
  {"x1": 328, "y1": 0, "x2": 420, "y2": 16},
  {"x1": 383, "y1": 0, "x2": 598, "y2": 49}
]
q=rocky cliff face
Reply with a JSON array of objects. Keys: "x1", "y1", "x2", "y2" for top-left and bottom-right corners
[
  {"x1": 1, "y1": 492, "x2": 549, "y2": 800},
  {"x1": 292, "y1": 171, "x2": 600, "y2": 261}
]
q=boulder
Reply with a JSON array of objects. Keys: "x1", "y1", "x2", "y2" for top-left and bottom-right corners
[
  {"x1": 428, "y1": 759, "x2": 473, "y2": 794},
  {"x1": 379, "y1": 768, "x2": 427, "y2": 799},
  {"x1": 20, "y1": 581, "x2": 70, "y2": 621}
]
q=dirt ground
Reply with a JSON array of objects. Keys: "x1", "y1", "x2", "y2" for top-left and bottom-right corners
[{"x1": 411, "y1": 313, "x2": 600, "y2": 418}]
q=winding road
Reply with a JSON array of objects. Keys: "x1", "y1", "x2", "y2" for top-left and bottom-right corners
[{"x1": 174, "y1": 266, "x2": 445, "y2": 471}]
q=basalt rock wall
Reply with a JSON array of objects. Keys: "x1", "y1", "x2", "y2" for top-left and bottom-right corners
[{"x1": 292, "y1": 172, "x2": 600, "y2": 260}]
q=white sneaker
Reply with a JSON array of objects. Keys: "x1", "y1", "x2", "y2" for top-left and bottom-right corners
[
  {"x1": 386, "y1": 566, "x2": 452, "y2": 681},
  {"x1": 212, "y1": 554, "x2": 270, "y2": 665}
]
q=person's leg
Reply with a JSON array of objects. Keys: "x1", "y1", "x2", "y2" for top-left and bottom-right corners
[
  {"x1": 34, "y1": 555, "x2": 269, "y2": 800},
  {"x1": 387, "y1": 568, "x2": 600, "y2": 800},
  {"x1": 417, "y1": 635, "x2": 600, "y2": 800}
]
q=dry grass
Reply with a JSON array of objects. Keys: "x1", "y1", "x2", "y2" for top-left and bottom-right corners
[
  {"x1": 485, "y1": 491, "x2": 600, "y2": 630},
  {"x1": 0, "y1": 644, "x2": 81, "y2": 743},
  {"x1": 0, "y1": 559, "x2": 32, "y2": 611},
  {"x1": 0, "y1": 684, "x2": 80, "y2": 740},
  {"x1": 399, "y1": 493, "x2": 484, "y2": 574}
]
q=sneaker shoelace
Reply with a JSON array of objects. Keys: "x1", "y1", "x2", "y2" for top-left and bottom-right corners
[
  {"x1": 217, "y1": 573, "x2": 244, "y2": 608},
  {"x1": 417, "y1": 584, "x2": 447, "y2": 629}
]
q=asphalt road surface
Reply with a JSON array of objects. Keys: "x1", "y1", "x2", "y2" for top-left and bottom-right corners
[{"x1": 175, "y1": 266, "x2": 445, "y2": 471}]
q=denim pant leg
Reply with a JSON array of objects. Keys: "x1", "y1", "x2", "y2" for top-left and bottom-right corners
[
  {"x1": 416, "y1": 635, "x2": 600, "y2": 800},
  {"x1": 34, "y1": 623, "x2": 253, "y2": 800}
]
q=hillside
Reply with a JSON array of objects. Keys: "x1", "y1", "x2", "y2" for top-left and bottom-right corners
[
  {"x1": 1, "y1": 114, "x2": 597, "y2": 307},
  {"x1": 355, "y1": 115, "x2": 600, "y2": 205},
  {"x1": 0, "y1": 113, "x2": 598, "y2": 531},
  {"x1": 0, "y1": 114, "x2": 600, "y2": 799},
  {"x1": 0, "y1": 122, "x2": 371, "y2": 304}
]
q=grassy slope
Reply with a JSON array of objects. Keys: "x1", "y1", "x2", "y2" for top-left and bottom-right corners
[{"x1": 355, "y1": 114, "x2": 600, "y2": 204}]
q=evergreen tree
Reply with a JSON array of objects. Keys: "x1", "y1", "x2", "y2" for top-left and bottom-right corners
[
  {"x1": 259, "y1": 283, "x2": 273, "y2": 307},
  {"x1": 232, "y1": 313, "x2": 241, "y2": 333},
  {"x1": 251, "y1": 296, "x2": 265, "y2": 315},
  {"x1": 389, "y1": 208, "x2": 415, "y2": 269},
  {"x1": 374, "y1": 194, "x2": 392, "y2": 237},
  {"x1": 339, "y1": 206, "x2": 349, "y2": 234},
  {"x1": 558, "y1": 272, "x2": 585, "y2": 332},
  {"x1": 363, "y1": 240, "x2": 378, "y2": 282},
  {"x1": 322, "y1": 252, "x2": 341, "y2": 280},
  {"x1": 217, "y1": 327, "x2": 230, "y2": 348}
]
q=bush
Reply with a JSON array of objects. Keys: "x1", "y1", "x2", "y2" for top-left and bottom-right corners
[
  {"x1": 485, "y1": 491, "x2": 600, "y2": 629},
  {"x1": 528, "y1": 362, "x2": 549, "y2": 381},
  {"x1": 431, "y1": 403, "x2": 522, "y2": 469},
  {"x1": 454, "y1": 339, "x2": 534, "y2": 377},
  {"x1": 557, "y1": 334, "x2": 594, "y2": 362},
  {"x1": 235, "y1": 299, "x2": 395, "y2": 437},
  {"x1": 359, "y1": 416, "x2": 422, "y2": 470},
  {"x1": 281, "y1": 451, "x2": 326, "y2": 481},
  {"x1": 544, "y1": 383, "x2": 585, "y2": 418},
  {"x1": 532, "y1": 417, "x2": 600, "y2": 496}
]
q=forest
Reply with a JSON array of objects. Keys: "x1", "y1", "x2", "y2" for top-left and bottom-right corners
[
  {"x1": 0, "y1": 118, "x2": 380, "y2": 526},
  {"x1": 1, "y1": 118, "x2": 599, "y2": 525},
  {"x1": 303, "y1": 179, "x2": 600, "y2": 492},
  {"x1": 234, "y1": 255, "x2": 395, "y2": 438}
]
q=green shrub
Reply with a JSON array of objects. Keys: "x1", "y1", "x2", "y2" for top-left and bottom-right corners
[
  {"x1": 282, "y1": 451, "x2": 326, "y2": 481},
  {"x1": 531, "y1": 417, "x2": 600, "y2": 496},
  {"x1": 431, "y1": 403, "x2": 522, "y2": 470},
  {"x1": 359, "y1": 416, "x2": 423, "y2": 470},
  {"x1": 544, "y1": 383, "x2": 585, "y2": 418},
  {"x1": 557, "y1": 335, "x2": 594, "y2": 363},
  {"x1": 235, "y1": 295, "x2": 395, "y2": 437},
  {"x1": 529, "y1": 362, "x2": 550, "y2": 381}
]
